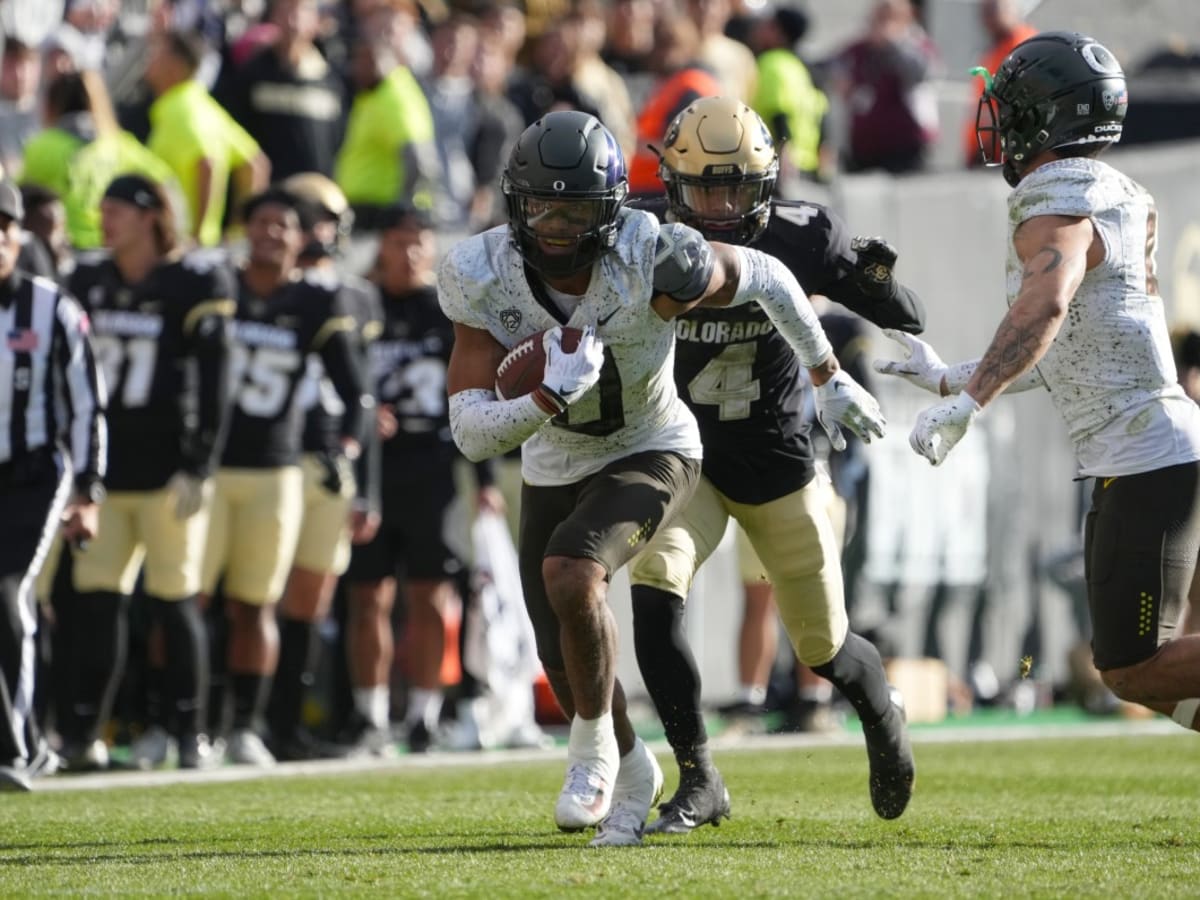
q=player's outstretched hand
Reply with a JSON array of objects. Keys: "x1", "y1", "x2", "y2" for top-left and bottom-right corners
[
  {"x1": 873, "y1": 329, "x2": 949, "y2": 395},
  {"x1": 542, "y1": 324, "x2": 604, "y2": 407},
  {"x1": 850, "y1": 236, "x2": 898, "y2": 297},
  {"x1": 813, "y1": 369, "x2": 886, "y2": 452},
  {"x1": 909, "y1": 392, "x2": 981, "y2": 465}
]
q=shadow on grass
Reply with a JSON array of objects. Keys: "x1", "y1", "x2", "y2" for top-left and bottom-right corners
[{"x1": 4, "y1": 830, "x2": 1192, "y2": 868}]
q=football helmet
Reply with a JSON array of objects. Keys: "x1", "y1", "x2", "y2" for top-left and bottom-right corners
[
  {"x1": 280, "y1": 172, "x2": 353, "y2": 254},
  {"x1": 975, "y1": 31, "x2": 1127, "y2": 187},
  {"x1": 658, "y1": 96, "x2": 778, "y2": 245},
  {"x1": 502, "y1": 110, "x2": 629, "y2": 278}
]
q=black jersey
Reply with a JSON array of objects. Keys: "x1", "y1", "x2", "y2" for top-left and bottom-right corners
[
  {"x1": 222, "y1": 269, "x2": 367, "y2": 469},
  {"x1": 70, "y1": 249, "x2": 236, "y2": 491},
  {"x1": 369, "y1": 284, "x2": 456, "y2": 471},
  {"x1": 632, "y1": 196, "x2": 926, "y2": 504}
]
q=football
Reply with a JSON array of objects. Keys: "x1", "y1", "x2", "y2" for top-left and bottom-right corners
[{"x1": 495, "y1": 326, "x2": 582, "y2": 400}]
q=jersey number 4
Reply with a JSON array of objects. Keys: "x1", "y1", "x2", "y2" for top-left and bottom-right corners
[{"x1": 687, "y1": 342, "x2": 761, "y2": 420}]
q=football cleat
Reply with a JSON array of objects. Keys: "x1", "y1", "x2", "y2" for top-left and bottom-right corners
[
  {"x1": 589, "y1": 739, "x2": 664, "y2": 847},
  {"x1": 178, "y1": 733, "x2": 224, "y2": 770},
  {"x1": 62, "y1": 738, "x2": 110, "y2": 772},
  {"x1": 863, "y1": 689, "x2": 915, "y2": 820},
  {"x1": 555, "y1": 756, "x2": 616, "y2": 832},
  {"x1": 225, "y1": 728, "x2": 277, "y2": 767},
  {"x1": 130, "y1": 725, "x2": 173, "y2": 771},
  {"x1": 645, "y1": 763, "x2": 732, "y2": 834},
  {"x1": 0, "y1": 764, "x2": 32, "y2": 792}
]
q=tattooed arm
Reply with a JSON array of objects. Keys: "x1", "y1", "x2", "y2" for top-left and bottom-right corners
[{"x1": 964, "y1": 214, "x2": 1097, "y2": 407}]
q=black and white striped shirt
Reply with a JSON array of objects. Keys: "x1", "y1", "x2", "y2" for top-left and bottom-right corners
[{"x1": 0, "y1": 271, "x2": 106, "y2": 490}]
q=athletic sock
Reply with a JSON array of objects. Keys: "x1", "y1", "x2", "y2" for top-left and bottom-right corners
[{"x1": 631, "y1": 585, "x2": 710, "y2": 770}]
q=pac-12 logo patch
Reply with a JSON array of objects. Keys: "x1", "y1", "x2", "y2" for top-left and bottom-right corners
[{"x1": 499, "y1": 307, "x2": 522, "y2": 333}]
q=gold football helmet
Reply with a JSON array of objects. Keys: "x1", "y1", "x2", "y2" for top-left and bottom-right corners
[
  {"x1": 280, "y1": 172, "x2": 354, "y2": 251},
  {"x1": 658, "y1": 96, "x2": 778, "y2": 245}
]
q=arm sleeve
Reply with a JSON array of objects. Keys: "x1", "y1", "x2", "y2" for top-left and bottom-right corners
[
  {"x1": 449, "y1": 388, "x2": 551, "y2": 463},
  {"x1": 181, "y1": 294, "x2": 237, "y2": 477},
  {"x1": 729, "y1": 245, "x2": 833, "y2": 368},
  {"x1": 315, "y1": 321, "x2": 372, "y2": 449},
  {"x1": 53, "y1": 293, "x2": 107, "y2": 487},
  {"x1": 821, "y1": 274, "x2": 927, "y2": 333}
]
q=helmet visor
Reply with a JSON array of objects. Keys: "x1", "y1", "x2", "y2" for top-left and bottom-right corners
[
  {"x1": 676, "y1": 181, "x2": 769, "y2": 228},
  {"x1": 517, "y1": 196, "x2": 607, "y2": 239}
]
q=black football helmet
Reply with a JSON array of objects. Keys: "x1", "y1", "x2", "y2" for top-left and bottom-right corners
[
  {"x1": 975, "y1": 31, "x2": 1127, "y2": 187},
  {"x1": 502, "y1": 110, "x2": 629, "y2": 278},
  {"x1": 658, "y1": 96, "x2": 778, "y2": 245}
]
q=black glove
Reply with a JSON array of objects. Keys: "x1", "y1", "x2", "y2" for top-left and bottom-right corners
[
  {"x1": 316, "y1": 449, "x2": 354, "y2": 494},
  {"x1": 850, "y1": 236, "x2": 898, "y2": 300}
]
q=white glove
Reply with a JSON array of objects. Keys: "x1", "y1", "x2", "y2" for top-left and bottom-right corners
[
  {"x1": 909, "y1": 392, "x2": 981, "y2": 465},
  {"x1": 166, "y1": 471, "x2": 210, "y2": 519},
  {"x1": 540, "y1": 325, "x2": 604, "y2": 409},
  {"x1": 812, "y1": 368, "x2": 887, "y2": 452},
  {"x1": 873, "y1": 329, "x2": 948, "y2": 395}
]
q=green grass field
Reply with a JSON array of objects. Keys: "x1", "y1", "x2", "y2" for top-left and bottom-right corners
[{"x1": 4, "y1": 728, "x2": 1197, "y2": 898}]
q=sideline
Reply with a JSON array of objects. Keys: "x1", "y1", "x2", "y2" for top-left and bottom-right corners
[{"x1": 32, "y1": 716, "x2": 1184, "y2": 793}]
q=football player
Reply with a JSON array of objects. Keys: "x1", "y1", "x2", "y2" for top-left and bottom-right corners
[
  {"x1": 67, "y1": 174, "x2": 236, "y2": 771},
  {"x1": 876, "y1": 32, "x2": 1200, "y2": 733},
  {"x1": 624, "y1": 97, "x2": 921, "y2": 831},
  {"x1": 200, "y1": 188, "x2": 370, "y2": 765},
  {"x1": 343, "y1": 204, "x2": 480, "y2": 754},
  {"x1": 264, "y1": 172, "x2": 383, "y2": 761},
  {"x1": 439, "y1": 109, "x2": 885, "y2": 846}
]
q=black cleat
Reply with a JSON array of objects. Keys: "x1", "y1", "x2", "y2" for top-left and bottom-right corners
[
  {"x1": 644, "y1": 764, "x2": 732, "y2": 834},
  {"x1": 862, "y1": 692, "x2": 915, "y2": 820}
]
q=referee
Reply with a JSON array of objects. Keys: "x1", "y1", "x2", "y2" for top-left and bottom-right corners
[{"x1": 0, "y1": 180, "x2": 106, "y2": 791}]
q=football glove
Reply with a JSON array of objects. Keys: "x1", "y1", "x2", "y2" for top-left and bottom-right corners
[
  {"x1": 909, "y1": 392, "x2": 981, "y2": 466},
  {"x1": 873, "y1": 329, "x2": 949, "y2": 395},
  {"x1": 812, "y1": 368, "x2": 887, "y2": 452},
  {"x1": 166, "y1": 471, "x2": 210, "y2": 519},
  {"x1": 850, "y1": 236, "x2": 898, "y2": 299},
  {"x1": 316, "y1": 449, "x2": 355, "y2": 494},
  {"x1": 539, "y1": 325, "x2": 605, "y2": 414}
]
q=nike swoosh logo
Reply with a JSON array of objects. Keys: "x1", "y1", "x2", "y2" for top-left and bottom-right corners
[
  {"x1": 1102, "y1": 477, "x2": 1117, "y2": 489},
  {"x1": 597, "y1": 308, "x2": 619, "y2": 327}
]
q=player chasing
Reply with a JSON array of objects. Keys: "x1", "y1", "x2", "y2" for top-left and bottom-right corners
[
  {"x1": 627, "y1": 97, "x2": 921, "y2": 833},
  {"x1": 875, "y1": 32, "x2": 1200, "y2": 735},
  {"x1": 438, "y1": 110, "x2": 885, "y2": 846}
]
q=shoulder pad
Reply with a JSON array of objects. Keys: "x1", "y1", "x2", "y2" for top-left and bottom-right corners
[{"x1": 653, "y1": 222, "x2": 715, "y2": 303}]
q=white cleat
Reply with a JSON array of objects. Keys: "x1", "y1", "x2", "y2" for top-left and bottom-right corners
[
  {"x1": 589, "y1": 739, "x2": 664, "y2": 848},
  {"x1": 225, "y1": 728, "x2": 277, "y2": 767},
  {"x1": 555, "y1": 756, "x2": 616, "y2": 832}
]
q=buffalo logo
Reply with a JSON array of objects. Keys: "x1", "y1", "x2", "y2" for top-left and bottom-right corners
[{"x1": 499, "y1": 307, "x2": 522, "y2": 333}]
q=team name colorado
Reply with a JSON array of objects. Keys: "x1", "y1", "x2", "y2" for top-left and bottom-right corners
[
  {"x1": 236, "y1": 321, "x2": 298, "y2": 350},
  {"x1": 675, "y1": 318, "x2": 775, "y2": 344}
]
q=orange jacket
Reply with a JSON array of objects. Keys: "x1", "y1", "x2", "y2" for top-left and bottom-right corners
[
  {"x1": 963, "y1": 24, "x2": 1038, "y2": 167},
  {"x1": 628, "y1": 65, "x2": 723, "y2": 196}
]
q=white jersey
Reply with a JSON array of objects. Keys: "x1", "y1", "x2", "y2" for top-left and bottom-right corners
[
  {"x1": 1007, "y1": 158, "x2": 1200, "y2": 477},
  {"x1": 438, "y1": 208, "x2": 702, "y2": 485}
]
